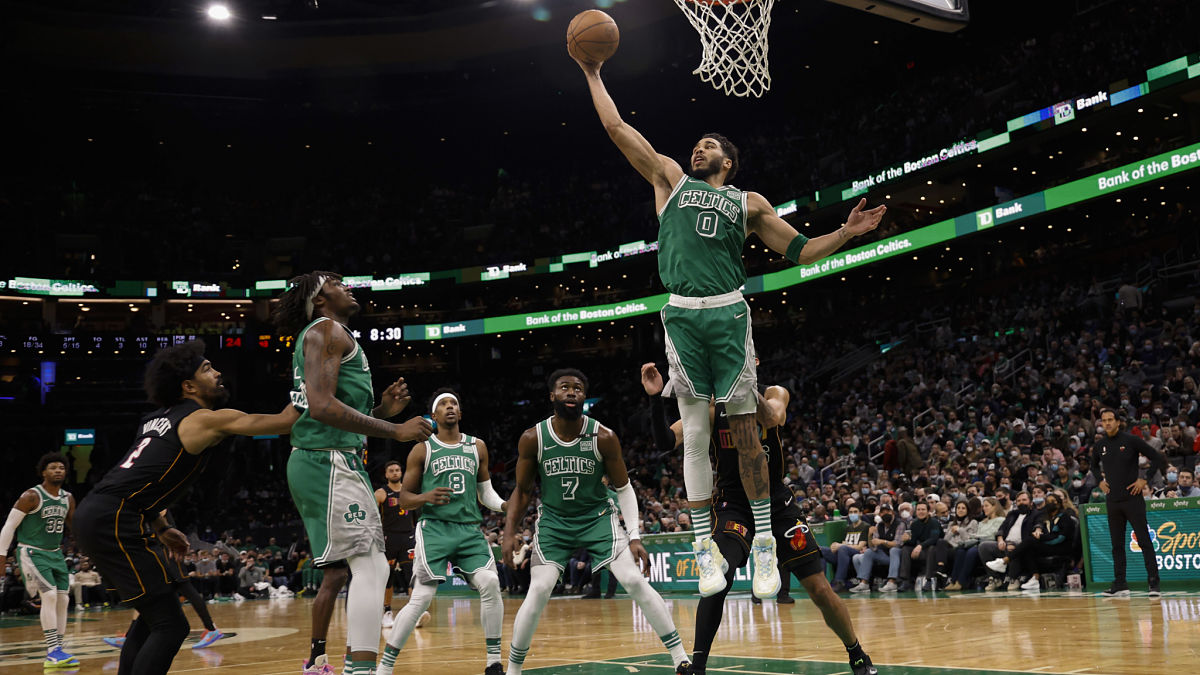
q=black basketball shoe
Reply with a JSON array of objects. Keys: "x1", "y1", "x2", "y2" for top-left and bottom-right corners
[
  {"x1": 484, "y1": 663, "x2": 505, "y2": 675},
  {"x1": 675, "y1": 661, "x2": 694, "y2": 674},
  {"x1": 851, "y1": 654, "x2": 878, "y2": 675}
]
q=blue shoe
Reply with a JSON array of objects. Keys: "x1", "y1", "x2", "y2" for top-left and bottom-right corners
[
  {"x1": 192, "y1": 629, "x2": 224, "y2": 649},
  {"x1": 102, "y1": 636, "x2": 126, "y2": 648},
  {"x1": 45, "y1": 647, "x2": 80, "y2": 667}
]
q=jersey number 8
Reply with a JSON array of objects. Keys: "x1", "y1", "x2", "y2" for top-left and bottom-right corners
[{"x1": 448, "y1": 473, "x2": 467, "y2": 495}]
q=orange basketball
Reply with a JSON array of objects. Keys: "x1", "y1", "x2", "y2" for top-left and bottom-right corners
[{"x1": 567, "y1": 9, "x2": 620, "y2": 64}]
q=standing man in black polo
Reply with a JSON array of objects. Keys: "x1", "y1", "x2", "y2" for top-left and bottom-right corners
[{"x1": 1091, "y1": 407, "x2": 1165, "y2": 597}]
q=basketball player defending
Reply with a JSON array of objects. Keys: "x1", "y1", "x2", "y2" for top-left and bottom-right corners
[
  {"x1": 0, "y1": 453, "x2": 78, "y2": 668},
  {"x1": 378, "y1": 388, "x2": 507, "y2": 675},
  {"x1": 502, "y1": 369, "x2": 692, "y2": 675},
  {"x1": 375, "y1": 460, "x2": 420, "y2": 629},
  {"x1": 274, "y1": 271, "x2": 433, "y2": 675},
  {"x1": 72, "y1": 340, "x2": 299, "y2": 675},
  {"x1": 643, "y1": 365, "x2": 877, "y2": 675},
  {"x1": 573, "y1": 54, "x2": 886, "y2": 599}
]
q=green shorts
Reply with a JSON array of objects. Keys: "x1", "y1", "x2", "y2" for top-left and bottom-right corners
[
  {"x1": 661, "y1": 292, "x2": 758, "y2": 407},
  {"x1": 532, "y1": 504, "x2": 627, "y2": 573},
  {"x1": 18, "y1": 545, "x2": 69, "y2": 596},
  {"x1": 287, "y1": 448, "x2": 385, "y2": 566},
  {"x1": 413, "y1": 519, "x2": 495, "y2": 584}
]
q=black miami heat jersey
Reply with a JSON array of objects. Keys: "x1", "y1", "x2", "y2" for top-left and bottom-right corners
[
  {"x1": 91, "y1": 399, "x2": 211, "y2": 515},
  {"x1": 380, "y1": 486, "x2": 416, "y2": 541}
]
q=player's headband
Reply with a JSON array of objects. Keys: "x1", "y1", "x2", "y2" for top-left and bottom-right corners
[
  {"x1": 304, "y1": 275, "x2": 328, "y2": 321},
  {"x1": 431, "y1": 393, "x2": 458, "y2": 414}
]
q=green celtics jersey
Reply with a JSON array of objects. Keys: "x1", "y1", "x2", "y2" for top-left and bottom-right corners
[
  {"x1": 536, "y1": 416, "x2": 613, "y2": 519},
  {"x1": 420, "y1": 433, "x2": 481, "y2": 524},
  {"x1": 290, "y1": 317, "x2": 374, "y2": 450},
  {"x1": 16, "y1": 485, "x2": 70, "y2": 551},
  {"x1": 657, "y1": 175, "x2": 749, "y2": 297}
]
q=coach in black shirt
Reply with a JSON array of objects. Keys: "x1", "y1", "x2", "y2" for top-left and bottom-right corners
[{"x1": 1090, "y1": 408, "x2": 1165, "y2": 596}]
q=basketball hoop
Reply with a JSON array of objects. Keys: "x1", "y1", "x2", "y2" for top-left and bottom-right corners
[{"x1": 673, "y1": 0, "x2": 775, "y2": 98}]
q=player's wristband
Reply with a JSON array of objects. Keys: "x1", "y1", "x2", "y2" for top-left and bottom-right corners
[
  {"x1": 628, "y1": 530, "x2": 641, "y2": 541},
  {"x1": 785, "y1": 233, "x2": 809, "y2": 263}
]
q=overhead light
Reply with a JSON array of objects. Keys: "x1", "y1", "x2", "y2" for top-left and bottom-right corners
[{"x1": 207, "y1": 4, "x2": 232, "y2": 21}]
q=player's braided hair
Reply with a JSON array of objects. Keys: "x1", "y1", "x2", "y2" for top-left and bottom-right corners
[
  {"x1": 272, "y1": 270, "x2": 342, "y2": 337},
  {"x1": 702, "y1": 132, "x2": 739, "y2": 182},
  {"x1": 143, "y1": 339, "x2": 207, "y2": 408},
  {"x1": 37, "y1": 452, "x2": 69, "y2": 477}
]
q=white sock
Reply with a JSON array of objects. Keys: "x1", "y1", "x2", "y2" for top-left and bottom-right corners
[
  {"x1": 507, "y1": 565, "x2": 559, "y2": 675},
  {"x1": 472, "y1": 569, "x2": 503, "y2": 665},
  {"x1": 379, "y1": 580, "x2": 438, "y2": 675},
  {"x1": 56, "y1": 591, "x2": 69, "y2": 648},
  {"x1": 346, "y1": 549, "x2": 389, "y2": 655},
  {"x1": 678, "y1": 395, "x2": 715, "y2": 542},
  {"x1": 39, "y1": 590, "x2": 58, "y2": 654},
  {"x1": 609, "y1": 549, "x2": 687, "y2": 666}
]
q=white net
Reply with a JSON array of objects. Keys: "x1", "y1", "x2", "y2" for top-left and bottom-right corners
[{"x1": 672, "y1": 0, "x2": 775, "y2": 98}]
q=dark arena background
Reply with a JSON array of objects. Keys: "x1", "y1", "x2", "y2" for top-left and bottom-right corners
[{"x1": 2, "y1": 0, "x2": 1200, "y2": 673}]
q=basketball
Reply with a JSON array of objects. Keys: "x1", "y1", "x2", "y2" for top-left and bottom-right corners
[{"x1": 566, "y1": 9, "x2": 619, "y2": 64}]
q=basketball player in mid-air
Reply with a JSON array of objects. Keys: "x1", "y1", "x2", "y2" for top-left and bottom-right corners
[
  {"x1": 375, "y1": 460, "x2": 419, "y2": 629},
  {"x1": 502, "y1": 369, "x2": 692, "y2": 675},
  {"x1": 0, "y1": 453, "x2": 78, "y2": 668},
  {"x1": 572, "y1": 50, "x2": 886, "y2": 600},
  {"x1": 274, "y1": 270, "x2": 433, "y2": 675},
  {"x1": 378, "y1": 388, "x2": 507, "y2": 675},
  {"x1": 642, "y1": 364, "x2": 877, "y2": 675},
  {"x1": 72, "y1": 340, "x2": 300, "y2": 675}
]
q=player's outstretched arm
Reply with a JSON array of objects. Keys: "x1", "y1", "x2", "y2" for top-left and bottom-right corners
[
  {"x1": 303, "y1": 321, "x2": 431, "y2": 443},
  {"x1": 502, "y1": 428, "x2": 539, "y2": 568},
  {"x1": 755, "y1": 386, "x2": 790, "y2": 430},
  {"x1": 748, "y1": 194, "x2": 885, "y2": 265},
  {"x1": 178, "y1": 403, "x2": 300, "y2": 454},
  {"x1": 573, "y1": 58, "x2": 683, "y2": 197},
  {"x1": 474, "y1": 439, "x2": 507, "y2": 512}
]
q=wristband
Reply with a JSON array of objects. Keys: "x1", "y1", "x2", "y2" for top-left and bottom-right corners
[{"x1": 784, "y1": 233, "x2": 809, "y2": 263}]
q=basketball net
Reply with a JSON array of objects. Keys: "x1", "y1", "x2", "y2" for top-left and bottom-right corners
[{"x1": 673, "y1": 0, "x2": 775, "y2": 98}]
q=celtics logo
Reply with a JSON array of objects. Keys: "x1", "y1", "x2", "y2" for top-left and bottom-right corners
[{"x1": 343, "y1": 503, "x2": 367, "y2": 523}]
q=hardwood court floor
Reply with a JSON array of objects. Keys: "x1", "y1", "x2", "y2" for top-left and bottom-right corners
[{"x1": 2, "y1": 589, "x2": 1197, "y2": 674}]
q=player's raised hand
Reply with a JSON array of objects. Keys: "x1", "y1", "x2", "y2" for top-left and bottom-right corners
[
  {"x1": 159, "y1": 527, "x2": 190, "y2": 560},
  {"x1": 843, "y1": 197, "x2": 886, "y2": 237},
  {"x1": 629, "y1": 539, "x2": 652, "y2": 576},
  {"x1": 376, "y1": 378, "x2": 412, "y2": 419},
  {"x1": 640, "y1": 363, "x2": 664, "y2": 396},
  {"x1": 394, "y1": 416, "x2": 433, "y2": 443},
  {"x1": 571, "y1": 53, "x2": 602, "y2": 76}
]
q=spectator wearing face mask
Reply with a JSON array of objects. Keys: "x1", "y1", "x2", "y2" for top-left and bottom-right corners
[
  {"x1": 897, "y1": 502, "x2": 946, "y2": 591},
  {"x1": 850, "y1": 503, "x2": 904, "y2": 593},
  {"x1": 980, "y1": 491, "x2": 1042, "y2": 591},
  {"x1": 1007, "y1": 493, "x2": 1077, "y2": 590},
  {"x1": 819, "y1": 506, "x2": 870, "y2": 592},
  {"x1": 1155, "y1": 466, "x2": 1183, "y2": 498},
  {"x1": 1175, "y1": 470, "x2": 1199, "y2": 497}
]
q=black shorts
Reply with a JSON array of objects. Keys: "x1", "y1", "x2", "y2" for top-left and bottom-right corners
[
  {"x1": 74, "y1": 494, "x2": 181, "y2": 606},
  {"x1": 713, "y1": 498, "x2": 823, "y2": 579},
  {"x1": 385, "y1": 531, "x2": 416, "y2": 567}
]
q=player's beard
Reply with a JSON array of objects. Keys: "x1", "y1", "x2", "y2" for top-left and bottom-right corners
[
  {"x1": 208, "y1": 383, "x2": 231, "y2": 408},
  {"x1": 688, "y1": 157, "x2": 722, "y2": 181},
  {"x1": 553, "y1": 399, "x2": 583, "y2": 421}
]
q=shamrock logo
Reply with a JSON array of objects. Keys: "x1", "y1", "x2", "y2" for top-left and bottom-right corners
[{"x1": 344, "y1": 503, "x2": 367, "y2": 523}]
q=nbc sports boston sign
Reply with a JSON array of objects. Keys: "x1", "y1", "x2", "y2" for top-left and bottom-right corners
[{"x1": 1082, "y1": 496, "x2": 1200, "y2": 582}]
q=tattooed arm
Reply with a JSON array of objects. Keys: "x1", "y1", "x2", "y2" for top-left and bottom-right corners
[{"x1": 303, "y1": 319, "x2": 430, "y2": 442}]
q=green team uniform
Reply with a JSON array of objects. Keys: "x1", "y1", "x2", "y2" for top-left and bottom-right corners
[
  {"x1": 16, "y1": 485, "x2": 71, "y2": 596},
  {"x1": 413, "y1": 433, "x2": 496, "y2": 584},
  {"x1": 531, "y1": 416, "x2": 627, "y2": 572},
  {"x1": 657, "y1": 175, "x2": 795, "y2": 405},
  {"x1": 286, "y1": 316, "x2": 384, "y2": 565}
]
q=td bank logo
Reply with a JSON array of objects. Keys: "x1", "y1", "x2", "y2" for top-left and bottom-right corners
[
  {"x1": 976, "y1": 209, "x2": 994, "y2": 229},
  {"x1": 425, "y1": 325, "x2": 442, "y2": 339}
]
